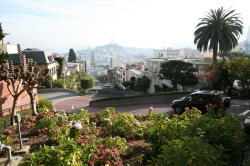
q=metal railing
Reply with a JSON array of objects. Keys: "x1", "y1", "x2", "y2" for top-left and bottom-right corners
[
  {"x1": 0, "y1": 103, "x2": 31, "y2": 115},
  {"x1": 0, "y1": 103, "x2": 32, "y2": 132}
]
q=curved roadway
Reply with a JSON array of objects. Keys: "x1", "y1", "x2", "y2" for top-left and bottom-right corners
[{"x1": 40, "y1": 91, "x2": 250, "y2": 116}]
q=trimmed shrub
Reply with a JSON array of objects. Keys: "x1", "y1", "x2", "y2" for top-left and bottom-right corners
[{"x1": 153, "y1": 137, "x2": 226, "y2": 166}]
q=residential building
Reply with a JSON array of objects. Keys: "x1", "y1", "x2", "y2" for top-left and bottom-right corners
[
  {"x1": 9, "y1": 48, "x2": 58, "y2": 80},
  {"x1": 111, "y1": 57, "x2": 119, "y2": 68},
  {"x1": 179, "y1": 48, "x2": 202, "y2": 59},
  {"x1": 66, "y1": 60, "x2": 87, "y2": 75},
  {"x1": 154, "y1": 48, "x2": 202, "y2": 60},
  {"x1": 143, "y1": 58, "x2": 169, "y2": 93},
  {"x1": 79, "y1": 60, "x2": 87, "y2": 73},
  {"x1": 126, "y1": 62, "x2": 144, "y2": 71},
  {"x1": 154, "y1": 48, "x2": 181, "y2": 59},
  {"x1": 126, "y1": 69, "x2": 142, "y2": 81},
  {"x1": 66, "y1": 62, "x2": 80, "y2": 75},
  {"x1": 234, "y1": 25, "x2": 250, "y2": 53},
  {"x1": 107, "y1": 67, "x2": 126, "y2": 88},
  {"x1": 107, "y1": 68, "x2": 117, "y2": 88},
  {"x1": 143, "y1": 54, "x2": 211, "y2": 93}
]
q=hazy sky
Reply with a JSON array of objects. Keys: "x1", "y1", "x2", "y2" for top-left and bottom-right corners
[{"x1": 1, "y1": 0, "x2": 250, "y2": 52}]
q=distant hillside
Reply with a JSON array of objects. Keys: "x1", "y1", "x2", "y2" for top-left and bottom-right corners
[{"x1": 75, "y1": 43, "x2": 153, "y2": 65}]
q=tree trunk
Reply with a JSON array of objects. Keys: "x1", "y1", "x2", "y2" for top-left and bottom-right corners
[
  {"x1": 173, "y1": 82, "x2": 177, "y2": 91},
  {"x1": 11, "y1": 97, "x2": 17, "y2": 126},
  {"x1": 28, "y1": 91, "x2": 38, "y2": 116},
  {"x1": 212, "y1": 50, "x2": 218, "y2": 70}
]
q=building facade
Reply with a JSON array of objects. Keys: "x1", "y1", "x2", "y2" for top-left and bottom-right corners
[
  {"x1": 9, "y1": 48, "x2": 58, "y2": 80},
  {"x1": 110, "y1": 57, "x2": 119, "y2": 68}
]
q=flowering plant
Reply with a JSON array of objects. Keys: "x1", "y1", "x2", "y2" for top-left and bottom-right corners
[{"x1": 69, "y1": 120, "x2": 83, "y2": 138}]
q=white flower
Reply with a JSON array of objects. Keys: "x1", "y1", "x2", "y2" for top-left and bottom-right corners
[
  {"x1": 74, "y1": 122, "x2": 82, "y2": 130},
  {"x1": 69, "y1": 121, "x2": 73, "y2": 127},
  {"x1": 104, "y1": 118, "x2": 111, "y2": 121}
]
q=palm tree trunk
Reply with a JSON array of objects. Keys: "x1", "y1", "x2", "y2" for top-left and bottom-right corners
[
  {"x1": 212, "y1": 50, "x2": 218, "y2": 70},
  {"x1": 11, "y1": 97, "x2": 17, "y2": 126}
]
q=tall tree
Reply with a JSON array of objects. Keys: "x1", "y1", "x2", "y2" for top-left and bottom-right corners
[
  {"x1": 159, "y1": 60, "x2": 197, "y2": 90},
  {"x1": 0, "y1": 44, "x2": 28, "y2": 125},
  {"x1": 0, "y1": 62, "x2": 26, "y2": 125},
  {"x1": 0, "y1": 23, "x2": 6, "y2": 45},
  {"x1": 0, "y1": 23, "x2": 8, "y2": 63},
  {"x1": 68, "y1": 48, "x2": 77, "y2": 62},
  {"x1": 194, "y1": 7, "x2": 243, "y2": 69},
  {"x1": 227, "y1": 57, "x2": 250, "y2": 94},
  {"x1": 135, "y1": 76, "x2": 151, "y2": 93},
  {"x1": 54, "y1": 56, "x2": 66, "y2": 78},
  {"x1": 22, "y1": 62, "x2": 50, "y2": 115}
]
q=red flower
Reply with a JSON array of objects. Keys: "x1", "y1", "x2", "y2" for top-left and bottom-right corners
[
  {"x1": 89, "y1": 160, "x2": 95, "y2": 166},
  {"x1": 3, "y1": 129, "x2": 12, "y2": 135}
]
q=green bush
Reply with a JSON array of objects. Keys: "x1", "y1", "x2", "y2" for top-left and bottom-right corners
[
  {"x1": 144, "y1": 118, "x2": 188, "y2": 148},
  {"x1": 21, "y1": 137, "x2": 96, "y2": 166},
  {"x1": 103, "y1": 136, "x2": 128, "y2": 153},
  {"x1": 153, "y1": 137, "x2": 226, "y2": 166},
  {"x1": 37, "y1": 117, "x2": 58, "y2": 138},
  {"x1": 135, "y1": 76, "x2": 151, "y2": 93},
  {"x1": 68, "y1": 109, "x2": 89, "y2": 124},
  {"x1": 80, "y1": 76, "x2": 94, "y2": 93},
  {"x1": 52, "y1": 79, "x2": 64, "y2": 88},
  {"x1": 187, "y1": 114, "x2": 246, "y2": 148},
  {"x1": 244, "y1": 123, "x2": 250, "y2": 135},
  {"x1": 109, "y1": 113, "x2": 143, "y2": 139},
  {"x1": 94, "y1": 107, "x2": 116, "y2": 126},
  {"x1": 52, "y1": 79, "x2": 75, "y2": 89},
  {"x1": 37, "y1": 96, "x2": 53, "y2": 113}
]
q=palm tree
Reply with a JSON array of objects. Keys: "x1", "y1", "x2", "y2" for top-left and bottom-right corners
[{"x1": 194, "y1": 7, "x2": 243, "y2": 69}]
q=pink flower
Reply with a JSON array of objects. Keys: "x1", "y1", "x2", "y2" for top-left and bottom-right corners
[
  {"x1": 3, "y1": 129, "x2": 12, "y2": 135},
  {"x1": 134, "y1": 121, "x2": 140, "y2": 126}
]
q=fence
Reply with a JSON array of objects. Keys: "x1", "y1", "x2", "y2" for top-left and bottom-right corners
[
  {"x1": 0, "y1": 103, "x2": 31, "y2": 117},
  {"x1": 0, "y1": 103, "x2": 31, "y2": 132}
]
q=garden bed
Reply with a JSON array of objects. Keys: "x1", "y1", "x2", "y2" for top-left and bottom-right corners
[{"x1": 1, "y1": 105, "x2": 250, "y2": 165}]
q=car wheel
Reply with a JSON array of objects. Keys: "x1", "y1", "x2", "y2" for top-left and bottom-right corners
[{"x1": 174, "y1": 107, "x2": 182, "y2": 114}]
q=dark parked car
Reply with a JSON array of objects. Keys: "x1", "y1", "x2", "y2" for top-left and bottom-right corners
[{"x1": 171, "y1": 91, "x2": 231, "y2": 114}]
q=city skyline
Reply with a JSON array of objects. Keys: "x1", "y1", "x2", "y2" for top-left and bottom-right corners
[{"x1": 1, "y1": 0, "x2": 250, "y2": 52}]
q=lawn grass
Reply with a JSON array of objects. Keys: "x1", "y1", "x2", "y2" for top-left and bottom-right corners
[{"x1": 0, "y1": 109, "x2": 32, "y2": 131}]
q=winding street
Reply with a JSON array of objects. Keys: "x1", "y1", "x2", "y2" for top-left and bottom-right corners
[{"x1": 40, "y1": 91, "x2": 250, "y2": 116}]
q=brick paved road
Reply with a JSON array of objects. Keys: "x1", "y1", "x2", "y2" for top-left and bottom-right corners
[
  {"x1": 41, "y1": 92, "x2": 250, "y2": 115},
  {"x1": 53, "y1": 95, "x2": 173, "y2": 114}
]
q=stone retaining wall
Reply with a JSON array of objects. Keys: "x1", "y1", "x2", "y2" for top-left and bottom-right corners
[{"x1": 38, "y1": 88, "x2": 78, "y2": 93}]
